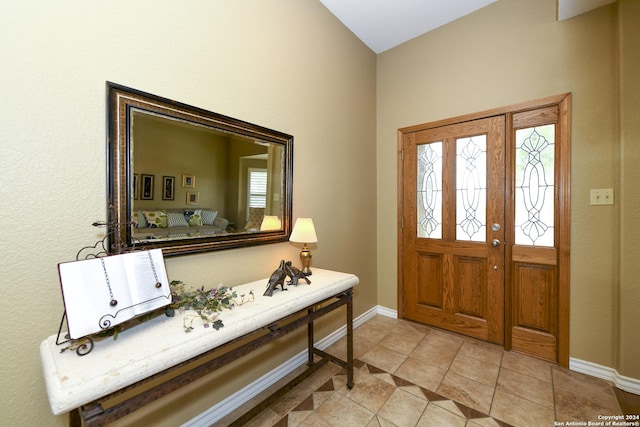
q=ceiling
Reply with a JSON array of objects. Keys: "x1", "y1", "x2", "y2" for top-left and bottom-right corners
[{"x1": 318, "y1": 0, "x2": 616, "y2": 54}]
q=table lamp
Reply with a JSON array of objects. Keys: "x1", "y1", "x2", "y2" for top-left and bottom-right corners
[
  {"x1": 260, "y1": 215, "x2": 281, "y2": 231},
  {"x1": 289, "y1": 218, "x2": 317, "y2": 275}
]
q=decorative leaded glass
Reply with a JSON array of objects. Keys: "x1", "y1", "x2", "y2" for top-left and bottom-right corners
[
  {"x1": 515, "y1": 125, "x2": 555, "y2": 246},
  {"x1": 417, "y1": 142, "x2": 442, "y2": 239},
  {"x1": 456, "y1": 135, "x2": 487, "y2": 242}
]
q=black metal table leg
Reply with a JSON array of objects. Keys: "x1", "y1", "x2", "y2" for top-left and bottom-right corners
[
  {"x1": 346, "y1": 290, "x2": 354, "y2": 389},
  {"x1": 308, "y1": 307, "x2": 314, "y2": 367}
]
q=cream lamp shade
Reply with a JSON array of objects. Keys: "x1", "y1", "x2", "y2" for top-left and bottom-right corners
[
  {"x1": 289, "y1": 218, "x2": 317, "y2": 243},
  {"x1": 260, "y1": 215, "x2": 281, "y2": 231}
]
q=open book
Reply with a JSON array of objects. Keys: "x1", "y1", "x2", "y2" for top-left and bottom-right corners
[{"x1": 58, "y1": 249, "x2": 171, "y2": 339}]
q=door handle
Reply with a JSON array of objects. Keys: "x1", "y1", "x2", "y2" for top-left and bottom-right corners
[{"x1": 491, "y1": 239, "x2": 501, "y2": 247}]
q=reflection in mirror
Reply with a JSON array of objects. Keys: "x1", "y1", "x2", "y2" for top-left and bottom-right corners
[{"x1": 107, "y1": 82, "x2": 293, "y2": 256}]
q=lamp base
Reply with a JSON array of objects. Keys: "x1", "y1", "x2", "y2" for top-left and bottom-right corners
[{"x1": 300, "y1": 246, "x2": 312, "y2": 276}]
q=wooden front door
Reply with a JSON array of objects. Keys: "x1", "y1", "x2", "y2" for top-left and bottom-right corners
[
  {"x1": 506, "y1": 102, "x2": 571, "y2": 364},
  {"x1": 400, "y1": 116, "x2": 506, "y2": 344},
  {"x1": 398, "y1": 94, "x2": 571, "y2": 365}
]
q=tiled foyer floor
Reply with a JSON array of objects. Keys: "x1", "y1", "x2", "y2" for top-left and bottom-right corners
[{"x1": 220, "y1": 315, "x2": 627, "y2": 427}]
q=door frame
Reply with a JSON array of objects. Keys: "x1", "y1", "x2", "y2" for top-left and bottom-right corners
[{"x1": 397, "y1": 93, "x2": 571, "y2": 366}]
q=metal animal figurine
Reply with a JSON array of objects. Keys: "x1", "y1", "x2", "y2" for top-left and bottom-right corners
[
  {"x1": 285, "y1": 261, "x2": 311, "y2": 286},
  {"x1": 264, "y1": 260, "x2": 288, "y2": 297}
]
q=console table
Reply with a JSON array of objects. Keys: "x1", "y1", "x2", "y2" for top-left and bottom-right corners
[{"x1": 40, "y1": 268, "x2": 358, "y2": 426}]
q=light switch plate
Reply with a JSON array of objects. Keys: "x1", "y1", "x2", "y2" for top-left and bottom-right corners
[{"x1": 590, "y1": 189, "x2": 614, "y2": 205}]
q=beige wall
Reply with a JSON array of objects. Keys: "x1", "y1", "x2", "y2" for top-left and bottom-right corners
[
  {"x1": 1, "y1": 0, "x2": 638, "y2": 425},
  {"x1": 377, "y1": 0, "x2": 639, "y2": 379},
  {"x1": 0, "y1": 1, "x2": 376, "y2": 426}
]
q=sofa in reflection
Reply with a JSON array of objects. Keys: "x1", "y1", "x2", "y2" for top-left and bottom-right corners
[{"x1": 132, "y1": 209, "x2": 229, "y2": 241}]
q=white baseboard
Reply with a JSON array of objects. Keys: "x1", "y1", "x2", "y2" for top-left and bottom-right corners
[
  {"x1": 376, "y1": 305, "x2": 398, "y2": 319},
  {"x1": 570, "y1": 357, "x2": 640, "y2": 395},
  {"x1": 182, "y1": 305, "x2": 390, "y2": 427}
]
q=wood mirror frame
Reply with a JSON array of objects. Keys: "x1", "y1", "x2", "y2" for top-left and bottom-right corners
[{"x1": 107, "y1": 82, "x2": 293, "y2": 256}]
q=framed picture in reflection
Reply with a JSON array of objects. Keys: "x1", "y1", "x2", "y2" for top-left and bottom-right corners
[
  {"x1": 162, "y1": 176, "x2": 175, "y2": 200},
  {"x1": 141, "y1": 174, "x2": 154, "y2": 200},
  {"x1": 182, "y1": 174, "x2": 196, "y2": 188},
  {"x1": 186, "y1": 191, "x2": 199, "y2": 205}
]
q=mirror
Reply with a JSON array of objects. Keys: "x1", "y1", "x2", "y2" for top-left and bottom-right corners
[{"x1": 107, "y1": 82, "x2": 293, "y2": 256}]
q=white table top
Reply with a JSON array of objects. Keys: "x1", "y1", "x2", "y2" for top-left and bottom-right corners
[{"x1": 40, "y1": 268, "x2": 358, "y2": 415}]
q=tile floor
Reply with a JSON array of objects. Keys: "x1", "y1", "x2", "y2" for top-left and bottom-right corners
[{"x1": 220, "y1": 315, "x2": 626, "y2": 427}]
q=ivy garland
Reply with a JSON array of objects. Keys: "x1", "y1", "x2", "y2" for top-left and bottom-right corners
[{"x1": 166, "y1": 280, "x2": 254, "y2": 332}]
